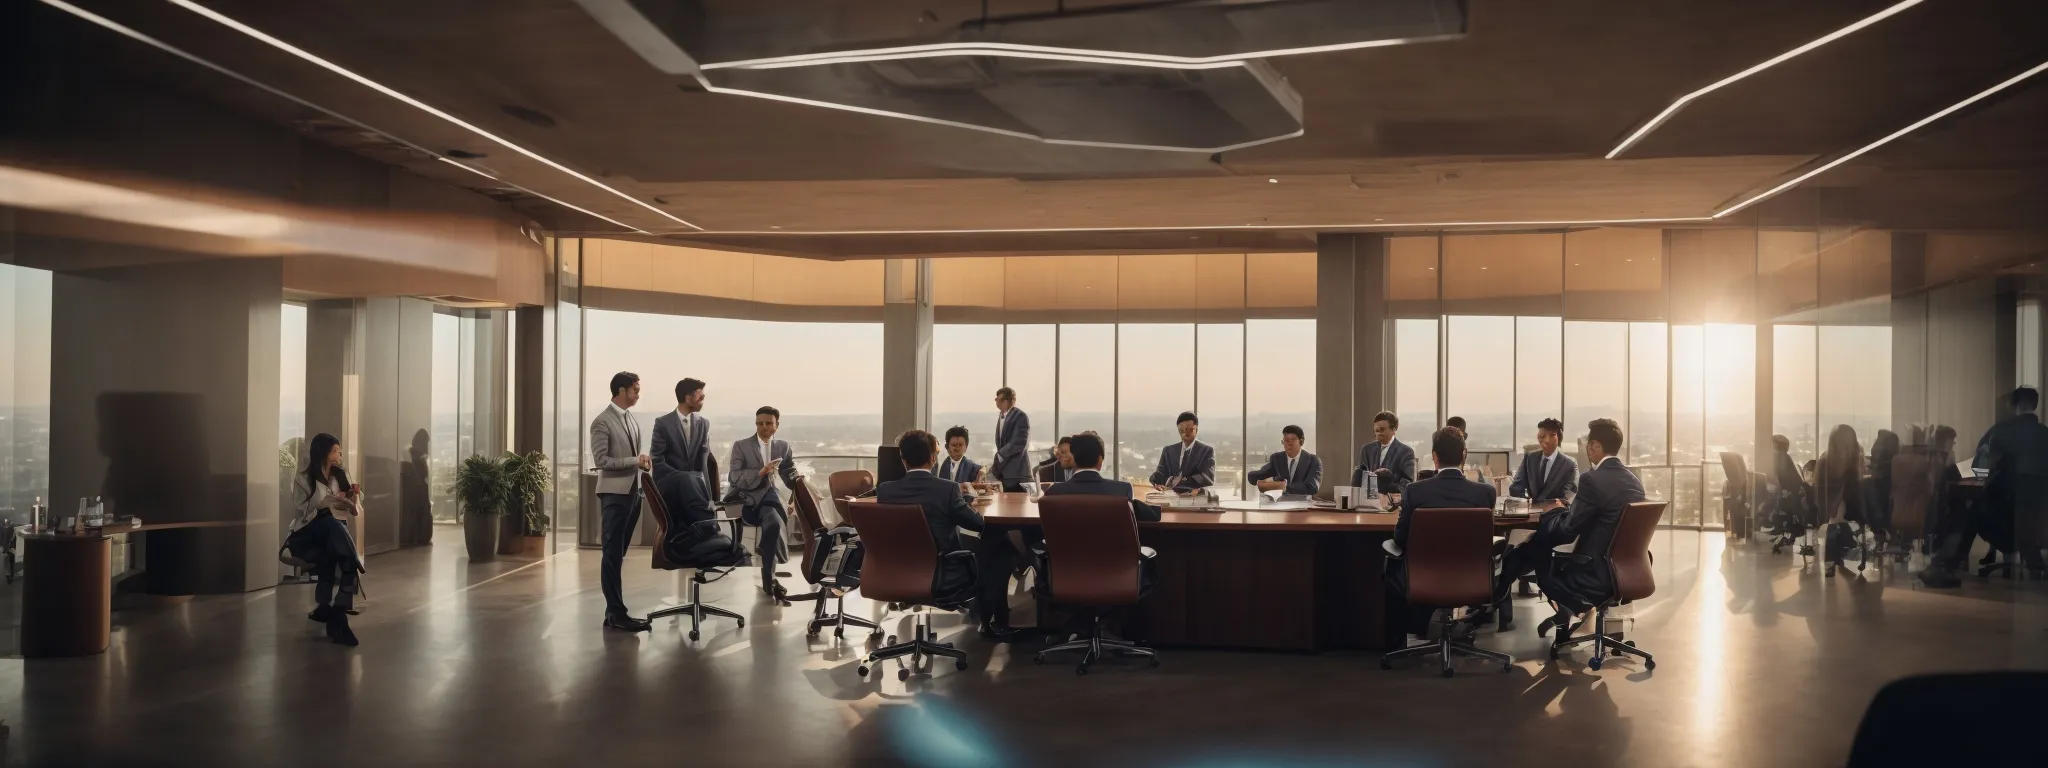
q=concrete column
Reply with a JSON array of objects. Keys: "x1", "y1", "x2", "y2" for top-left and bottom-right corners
[
  {"x1": 515, "y1": 305, "x2": 546, "y2": 455},
  {"x1": 882, "y1": 258, "x2": 933, "y2": 444},
  {"x1": 1313, "y1": 233, "x2": 1388, "y2": 477},
  {"x1": 50, "y1": 258, "x2": 282, "y2": 593}
]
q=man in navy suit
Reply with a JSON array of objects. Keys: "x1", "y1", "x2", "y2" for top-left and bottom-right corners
[
  {"x1": 651, "y1": 378, "x2": 712, "y2": 481},
  {"x1": 1043, "y1": 433, "x2": 1162, "y2": 522},
  {"x1": 1509, "y1": 418, "x2": 1579, "y2": 502},
  {"x1": 1384, "y1": 427, "x2": 1498, "y2": 637},
  {"x1": 1352, "y1": 410, "x2": 1418, "y2": 494},
  {"x1": 1150, "y1": 412, "x2": 1216, "y2": 493},
  {"x1": 937, "y1": 425, "x2": 983, "y2": 491},
  {"x1": 1248, "y1": 424, "x2": 1323, "y2": 496},
  {"x1": 876, "y1": 430, "x2": 985, "y2": 598},
  {"x1": 991, "y1": 387, "x2": 1032, "y2": 492},
  {"x1": 1505, "y1": 419, "x2": 1646, "y2": 636}
]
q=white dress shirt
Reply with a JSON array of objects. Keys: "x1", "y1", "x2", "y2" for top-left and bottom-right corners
[
  {"x1": 610, "y1": 402, "x2": 638, "y2": 452},
  {"x1": 1286, "y1": 452, "x2": 1299, "y2": 482}
]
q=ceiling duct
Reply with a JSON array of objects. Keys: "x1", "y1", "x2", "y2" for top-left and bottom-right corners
[{"x1": 585, "y1": 0, "x2": 1465, "y2": 152}]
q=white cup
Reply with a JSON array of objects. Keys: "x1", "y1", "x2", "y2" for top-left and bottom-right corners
[{"x1": 1335, "y1": 486, "x2": 1354, "y2": 510}]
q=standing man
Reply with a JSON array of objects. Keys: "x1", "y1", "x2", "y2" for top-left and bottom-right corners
[
  {"x1": 1249, "y1": 425, "x2": 1322, "y2": 496},
  {"x1": 1151, "y1": 412, "x2": 1216, "y2": 493},
  {"x1": 1509, "y1": 418, "x2": 1578, "y2": 502},
  {"x1": 1352, "y1": 411, "x2": 1418, "y2": 495},
  {"x1": 991, "y1": 387, "x2": 1032, "y2": 492},
  {"x1": 590, "y1": 372, "x2": 653, "y2": 632},
  {"x1": 651, "y1": 378, "x2": 711, "y2": 481},
  {"x1": 938, "y1": 426, "x2": 983, "y2": 492},
  {"x1": 725, "y1": 406, "x2": 804, "y2": 596}
]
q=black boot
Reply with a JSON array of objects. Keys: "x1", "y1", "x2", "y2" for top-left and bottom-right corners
[
  {"x1": 308, "y1": 604, "x2": 335, "y2": 623},
  {"x1": 326, "y1": 612, "x2": 359, "y2": 647}
]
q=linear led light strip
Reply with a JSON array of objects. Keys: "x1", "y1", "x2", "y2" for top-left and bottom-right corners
[
  {"x1": 1607, "y1": 0, "x2": 1924, "y2": 159},
  {"x1": 159, "y1": 0, "x2": 702, "y2": 231},
  {"x1": 34, "y1": 0, "x2": 648, "y2": 235},
  {"x1": 1714, "y1": 58, "x2": 2048, "y2": 218},
  {"x1": 698, "y1": 35, "x2": 1461, "y2": 71}
]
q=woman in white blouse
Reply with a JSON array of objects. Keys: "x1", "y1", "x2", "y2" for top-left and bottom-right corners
[{"x1": 286, "y1": 432, "x2": 363, "y2": 646}]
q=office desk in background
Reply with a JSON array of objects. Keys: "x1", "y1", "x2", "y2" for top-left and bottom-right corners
[
  {"x1": 975, "y1": 493, "x2": 1548, "y2": 652},
  {"x1": 18, "y1": 520, "x2": 247, "y2": 658}
]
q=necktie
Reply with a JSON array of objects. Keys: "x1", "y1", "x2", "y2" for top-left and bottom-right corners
[
  {"x1": 1287, "y1": 456, "x2": 1297, "y2": 483},
  {"x1": 1542, "y1": 455, "x2": 1552, "y2": 482},
  {"x1": 626, "y1": 410, "x2": 639, "y2": 454}
]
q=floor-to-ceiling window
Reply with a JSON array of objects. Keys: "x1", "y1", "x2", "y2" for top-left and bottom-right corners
[
  {"x1": 1245, "y1": 318, "x2": 1315, "y2": 480},
  {"x1": 1394, "y1": 319, "x2": 1440, "y2": 435},
  {"x1": 1, "y1": 263, "x2": 53, "y2": 526},
  {"x1": 1005, "y1": 324, "x2": 1057, "y2": 460},
  {"x1": 1116, "y1": 323, "x2": 1193, "y2": 487},
  {"x1": 1196, "y1": 323, "x2": 1246, "y2": 497},
  {"x1": 932, "y1": 323, "x2": 1003, "y2": 464},
  {"x1": 1445, "y1": 315, "x2": 1514, "y2": 453},
  {"x1": 1058, "y1": 324, "x2": 1117, "y2": 471},
  {"x1": 430, "y1": 311, "x2": 461, "y2": 522}
]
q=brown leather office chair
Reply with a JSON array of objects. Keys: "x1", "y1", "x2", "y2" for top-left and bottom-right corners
[
  {"x1": 1550, "y1": 501, "x2": 1666, "y2": 671},
  {"x1": 828, "y1": 470, "x2": 875, "y2": 521},
  {"x1": 641, "y1": 470, "x2": 745, "y2": 641},
  {"x1": 785, "y1": 475, "x2": 877, "y2": 640},
  {"x1": 845, "y1": 501, "x2": 975, "y2": 681},
  {"x1": 1380, "y1": 507, "x2": 1512, "y2": 677},
  {"x1": 1890, "y1": 449, "x2": 1940, "y2": 562},
  {"x1": 1031, "y1": 495, "x2": 1160, "y2": 675}
]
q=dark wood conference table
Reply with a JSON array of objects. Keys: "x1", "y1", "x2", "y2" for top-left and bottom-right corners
[{"x1": 973, "y1": 492, "x2": 1551, "y2": 653}]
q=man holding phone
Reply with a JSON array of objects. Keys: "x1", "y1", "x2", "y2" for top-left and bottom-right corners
[{"x1": 725, "y1": 405, "x2": 805, "y2": 596}]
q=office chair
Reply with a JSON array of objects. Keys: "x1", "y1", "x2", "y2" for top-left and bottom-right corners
[
  {"x1": 845, "y1": 501, "x2": 975, "y2": 681},
  {"x1": 827, "y1": 470, "x2": 875, "y2": 522},
  {"x1": 785, "y1": 475, "x2": 877, "y2": 640},
  {"x1": 1031, "y1": 495, "x2": 1161, "y2": 675},
  {"x1": 641, "y1": 471, "x2": 746, "y2": 641},
  {"x1": 1888, "y1": 448, "x2": 1940, "y2": 567},
  {"x1": 1380, "y1": 507, "x2": 1513, "y2": 677},
  {"x1": 1847, "y1": 672, "x2": 2048, "y2": 767},
  {"x1": 1719, "y1": 453, "x2": 1752, "y2": 540},
  {"x1": 1549, "y1": 501, "x2": 1666, "y2": 671}
]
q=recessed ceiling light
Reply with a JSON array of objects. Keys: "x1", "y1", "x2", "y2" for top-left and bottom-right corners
[
  {"x1": 158, "y1": 0, "x2": 701, "y2": 230},
  {"x1": 1715, "y1": 57, "x2": 2048, "y2": 218},
  {"x1": 1267, "y1": 178, "x2": 1279, "y2": 183},
  {"x1": 1607, "y1": 0, "x2": 1923, "y2": 159},
  {"x1": 700, "y1": 36, "x2": 1460, "y2": 72}
]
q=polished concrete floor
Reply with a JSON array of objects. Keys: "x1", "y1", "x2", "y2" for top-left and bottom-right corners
[{"x1": 4, "y1": 526, "x2": 2047, "y2": 767}]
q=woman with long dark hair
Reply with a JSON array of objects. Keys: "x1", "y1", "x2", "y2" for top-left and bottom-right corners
[
  {"x1": 285, "y1": 432, "x2": 363, "y2": 646},
  {"x1": 1817, "y1": 424, "x2": 1866, "y2": 577}
]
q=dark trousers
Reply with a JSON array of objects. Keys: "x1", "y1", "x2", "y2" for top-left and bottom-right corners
[
  {"x1": 1384, "y1": 561, "x2": 1433, "y2": 638},
  {"x1": 976, "y1": 528, "x2": 1041, "y2": 626},
  {"x1": 598, "y1": 491, "x2": 640, "y2": 617},
  {"x1": 743, "y1": 496, "x2": 789, "y2": 589},
  {"x1": 301, "y1": 514, "x2": 360, "y2": 611},
  {"x1": 1496, "y1": 527, "x2": 1573, "y2": 596}
]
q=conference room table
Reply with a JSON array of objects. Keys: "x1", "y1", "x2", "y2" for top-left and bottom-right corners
[{"x1": 974, "y1": 492, "x2": 1554, "y2": 653}]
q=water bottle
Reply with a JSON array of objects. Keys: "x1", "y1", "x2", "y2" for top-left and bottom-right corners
[{"x1": 30, "y1": 497, "x2": 43, "y2": 532}]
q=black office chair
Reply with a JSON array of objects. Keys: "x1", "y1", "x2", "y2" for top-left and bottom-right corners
[
  {"x1": 1848, "y1": 672, "x2": 2048, "y2": 766},
  {"x1": 785, "y1": 475, "x2": 876, "y2": 640},
  {"x1": 642, "y1": 471, "x2": 747, "y2": 641}
]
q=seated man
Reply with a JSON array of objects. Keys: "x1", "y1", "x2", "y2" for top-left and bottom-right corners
[
  {"x1": 876, "y1": 429, "x2": 985, "y2": 598},
  {"x1": 937, "y1": 425, "x2": 984, "y2": 491},
  {"x1": 724, "y1": 406, "x2": 805, "y2": 595},
  {"x1": 1509, "y1": 417, "x2": 1578, "y2": 502},
  {"x1": 1042, "y1": 433, "x2": 1163, "y2": 522},
  {"x1": 1248, "y1": 424, "x2": 1322, "y2": 496},
  {"x1": 1384, "y1": 428, "x2": 1498, "y2": 638},
  {"x1": 1517, "y1": 418, "x2": 1645, "y2": 637},
  {"x1": 1150, "y1": 412, "x2": 1217, "y2": 493},
  {"x1": 1035, "y1": 436, "x2": 1076, "y2": 484}
]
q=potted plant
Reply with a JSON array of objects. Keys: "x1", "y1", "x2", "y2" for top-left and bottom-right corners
[
  {"x1": 453, "y1": 453, "x2": 506, "y2": 563},
  {"x1": 498, "y1": 451, "x2": 552, "y2": 557}
]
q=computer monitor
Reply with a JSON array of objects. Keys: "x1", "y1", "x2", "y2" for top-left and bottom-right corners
[{"x1": 876, "y1": 445, "x2": 906, "y2": 484}]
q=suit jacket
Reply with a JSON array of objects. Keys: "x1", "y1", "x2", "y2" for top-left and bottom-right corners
[
  {"x1": 1539, "y1": 456, "x2": 1647, "y2": 611},
  {"x1": 875, "y1": 470, "x2": 986, "y2": 556},
  {"x1": 1394, "y1": 468, "x2": 1498, "y2": 550},
  {"x1": 1352, "y1": 438, "x2": 1418, "y2": 493},
  {"x1": 1149, "y1": 440, "x2": 1216, "y2": 491},
  {"x1": 992, "y1": 408, "x2": 1032, "y2": 482},
  {"x1": 1982, "y1": 414, "x2": 2048, "y2": 539},
  {"x1": 936, "y1": 456, "x2": 982, "y2": 485},
  {"x1": 588, "y1": 404, "x2": 643, "y2": 496},
  {"x1": 724, "y1": 436, "x2": 801, "y2": 508},
  {"x1": 1040, "y1": 469, "x2": 1162, "y2": 522},
  {"x1": 1248, "y1": 451, "x2": 1323, "y2": 496},
  {"x1": 1035, "y1": 461, "x2": 1073, "y2": 484},
  {"x1": 1509, "y1": 450, "x2": 1578, "y2": 501},
  {"x1": 650, "y1": 410, "x2": 711, "y2": 480}
]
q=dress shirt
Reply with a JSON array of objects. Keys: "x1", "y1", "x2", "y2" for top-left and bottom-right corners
[
  {"x1": 1286, "y1": 452, "x2": 1300, "y2": 483},
  {"x1": 611, "y1": 402, "x2": 638, "y2": 452},
  {"x1": 676, "y1": 407, "x2": 693, "y2": 446},
  {"x1": 944, "y1": 457, "x2": 963, "y2": 481},
  {"x1": 758, "y1": 438, "x2": 772, "y2": 466}
]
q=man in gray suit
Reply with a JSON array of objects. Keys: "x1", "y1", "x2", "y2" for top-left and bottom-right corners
[
  {"x1": 991, "y1": 387, "x2": 1032, "y2": 491},
  {"x1": 1150, "y1": 412, "x2": 1217, "y2": 493},
  {"x1": 1509, "y1": 417, "x2": 1579, "y2": 502},
  {"x1": 725, "y1": 405, "x2": 804, "y2": 595},
  {"x1": 1249, "y1": 424, "x2": 1323, "y2": 496},
  {"x1": 590, "y1": 372, "x2": 653, "y2": 632},
  {"x1": 1352, "y1": 410, "x2": 1418, "y2": 494},
  {"x1": 651, "y1": 378, "x2": 712, "y2": 481}
]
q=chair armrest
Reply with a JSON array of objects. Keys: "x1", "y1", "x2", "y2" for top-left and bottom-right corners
[
  {"x1": 940, "y1": 549, "x2": 978, "y2": 573},
  {"x1": 1549, "y1": 550, "x2": 1593, "y2": 565},
  {"x1": 1381, "y1": 539, "x2": 1403, "y2": 558}
]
